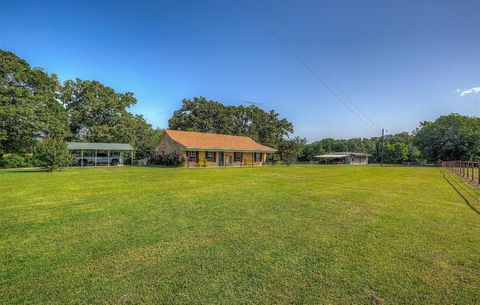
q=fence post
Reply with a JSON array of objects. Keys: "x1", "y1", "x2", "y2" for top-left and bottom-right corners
[{"x1": 478, "y1": 162, "x2": 480, "y2": 184}]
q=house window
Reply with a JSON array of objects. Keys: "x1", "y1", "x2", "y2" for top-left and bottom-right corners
[
  {"x1": 206, "y1": 151, "x2": 216, "y2": 162},
  {"x1": 234, "y1": 152, "x2": 242, "y2": 162},
  {"x1": 254, "y1": 153, "x2": 262, "y2": 162},
  {"x1": 187, "y1": 151, "x2": 197, "y2": 162}
]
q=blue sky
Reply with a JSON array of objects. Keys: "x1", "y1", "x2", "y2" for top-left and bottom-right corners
[{"x1": 1, "y1": 0, "x2": 479, "y2": 141}]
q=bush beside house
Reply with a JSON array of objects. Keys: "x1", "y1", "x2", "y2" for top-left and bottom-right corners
[{"x1": 150, "y1": 152, "x2": 185, "y2": 167}]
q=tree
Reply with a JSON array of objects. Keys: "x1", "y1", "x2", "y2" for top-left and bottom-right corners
[
  {"x1": 1, "y1": 50, "x2": 163, "y2": 165},
  {"x1": 277, "y1": 137, "x2": 307, "y2": 166},
  {"x1": 414, "y1": 114, "x2": 480, "y2": 161},
  {"x1": 0, "y1": 50, "x2": 70, "y2": 153},
  {"x1": 34, "y1": 137, "x2": 71, "y2": 171},
  {"x1": 168, "y1": 97, "x2": 294, "y2": 148},
  {"x1": 384, "y1": 142, "x2": 409, "y2": 163},
  {"x1": 61, "y1": 78, "x2": 137, "y2": 140},
  {"x1": 61, "y1": 78, "x2": 159, "y2": 160},
  {"x1": 113, "y1": 113, "x2": 162, "y2": 160}
]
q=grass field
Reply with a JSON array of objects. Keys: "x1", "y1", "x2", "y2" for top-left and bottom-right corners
[{"x1": 1, "y1": 165, "x2": 479, "y2": 304}]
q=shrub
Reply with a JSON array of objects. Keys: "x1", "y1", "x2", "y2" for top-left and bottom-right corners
[
  {"x1": 150, "y1": 152, "x2": 185, "y2": 167},
  {"x1": 34, "y1": 137, "x2": 71, "y2": 171},
  {"x1": 0, "y1": 153, "x2": 35, "y2": 168},
  {"x1": 197, "y1": 159, "x2": 210, "y2": 167},
  {"x1": 243, "y1": 160, "x2": 254, "y2": 166}
]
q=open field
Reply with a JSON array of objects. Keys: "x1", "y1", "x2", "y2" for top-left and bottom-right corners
[{"x1": 1, "y1": 165, "x2": 479, "y2": 304}]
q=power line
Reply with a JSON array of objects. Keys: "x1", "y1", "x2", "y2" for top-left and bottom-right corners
[
  {"x1": 261, "y1": 0, "x2": 383, "y2": 131},
  {"x1": 243, "y1": 0, "x2": 382, "y2": 133}
]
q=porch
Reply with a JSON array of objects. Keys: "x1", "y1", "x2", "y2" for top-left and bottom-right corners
[{"x1": 184, "y1": 150, "x2": 268, "y2": 167}]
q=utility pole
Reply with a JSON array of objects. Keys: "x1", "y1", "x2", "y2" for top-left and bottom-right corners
[{"x1": 381, "y1": 128, "x2": 385, "y2": 167}]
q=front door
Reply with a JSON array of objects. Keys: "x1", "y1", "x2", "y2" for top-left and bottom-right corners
[{"x1": 219, "y1": 152, "x2": 224, "y2": 166}]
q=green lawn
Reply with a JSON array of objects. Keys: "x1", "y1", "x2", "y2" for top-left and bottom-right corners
[{"x1": 1, "y1": 165, "x2": 479, "y2": 304}]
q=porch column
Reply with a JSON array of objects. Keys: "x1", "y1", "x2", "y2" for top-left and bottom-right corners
[
  {"x1": 107, "y1": 150, "x2": 110, "y2": 166},
  {"x1": 81, "y1": 150, "x2": 83, "y2": 167},
  {"x1": 94, "y1": 150, "x2": 97, "y2": 166}
]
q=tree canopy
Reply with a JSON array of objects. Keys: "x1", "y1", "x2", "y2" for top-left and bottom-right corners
[
  {"x1": 0, "y1": 50, "x2": 160, "y2": 160},
  {"x1": 61, "y1": 79, "x2": 160, "y2": 159},
  {"x1": 277, "y1": 137, "x2": 307, "y2": 165},
  {"x1": 414, "y1": 114, "x2": 480, "y2": 161},
  {"x1": 0, "y1": 50, "x2": 69, "y2": 153}
]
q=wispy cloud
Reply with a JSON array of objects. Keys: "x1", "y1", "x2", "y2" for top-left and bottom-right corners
[{"x1": 456, "y1": 86, "x2": 480, "y2": 96}]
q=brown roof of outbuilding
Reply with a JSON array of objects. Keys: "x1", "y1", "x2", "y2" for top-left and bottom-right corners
[{"x1": 165, "y1": 130, "x2": 276, "y2": 152}]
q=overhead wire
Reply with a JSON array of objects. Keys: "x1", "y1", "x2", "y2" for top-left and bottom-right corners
[
  {"x1": 260, "y1": 0, "x2": 383, "y2": 131},
  {"x1": 243, "y1": 0, "x2": 383, "y2": 133}
]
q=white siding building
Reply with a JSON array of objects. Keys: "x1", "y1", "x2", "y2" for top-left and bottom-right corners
[{"x1": 314, "y1": 152, "x2": 371, "y2": 164}]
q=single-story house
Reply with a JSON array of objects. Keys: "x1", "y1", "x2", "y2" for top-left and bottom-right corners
[
  {"x1": 156, "y1": 130, "x2": 276, "y2": 167},
  {"x1": 314, "y1": 152, "x2": 371, "y2": 164}
]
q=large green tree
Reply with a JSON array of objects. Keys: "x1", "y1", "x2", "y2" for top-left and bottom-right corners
[
  {"x1": 168, "y1": 97, "x2": 293, "y2": 147},
  {"x1": 1, "y1": 50, "x2": 162, "y2": 163},
  {"x1": 61, "y1": 78, "x2": 159, "y2": 159},
  {"x1": 0, "y1": 50, "x2": 70, "y2": 153},
  {"x1": 414, "y1": 113, "x2": 480, "y2": 161},
  {"x1": 277, "y1": 137, "x2": 307, "y2": 165},
  {"x1": 61, "y1": 78, "x2": 137, "y2": 139}
]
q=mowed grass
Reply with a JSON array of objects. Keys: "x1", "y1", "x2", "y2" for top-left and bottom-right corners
[{"x1": 1, "y1": 165, "x2": 479, "y2": 305}]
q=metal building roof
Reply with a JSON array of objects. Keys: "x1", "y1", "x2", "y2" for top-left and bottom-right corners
[
  {"x1": 67, "y1": 142, "x2": 133, "y2": 151},
  {"x1": 315, "y1": 154, "x2": 348, "y2": 158},
  {"x1": 314, "y1": 152, "x2": 372, "y2": 158}
]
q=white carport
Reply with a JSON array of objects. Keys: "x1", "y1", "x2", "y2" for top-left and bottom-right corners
[{"x1": 67, "y1": 142, "x2": 133, "y2": 166}]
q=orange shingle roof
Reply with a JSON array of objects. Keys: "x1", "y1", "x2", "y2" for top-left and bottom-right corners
[{"x1": 165, "y1": 130, "x2": 276, "y2": 152}]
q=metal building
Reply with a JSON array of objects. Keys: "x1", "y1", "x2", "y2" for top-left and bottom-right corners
[{"x1": 314, "y1": 152, "x2": 371, "y2": 164}]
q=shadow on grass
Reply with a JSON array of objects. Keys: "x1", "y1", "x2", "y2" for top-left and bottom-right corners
[
  {"x1": 442, "y1": 170, "x2": 480, "y2": 216},
  {"x1": 0, "y1": 168, "x2": 44, "y2": 174}
]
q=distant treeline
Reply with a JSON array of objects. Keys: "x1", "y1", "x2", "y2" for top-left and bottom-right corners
[
  {"x1": 300, "y1": 132, "x2": 417, "y2": 163},
  {"x1": 300, "y1": 114, "x2": 480, "y2": 163},
  {"x1": 1, "y1": 49, "x2": 479, "y2": 168}
]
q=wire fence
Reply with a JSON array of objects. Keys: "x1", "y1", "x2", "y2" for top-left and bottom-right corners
[{"x1": 442, "y1": 161, "x2": 480, "y2": 187}]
